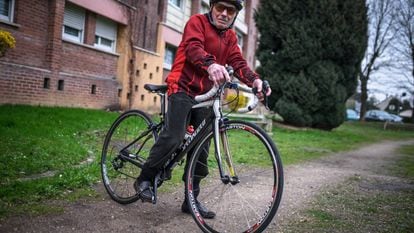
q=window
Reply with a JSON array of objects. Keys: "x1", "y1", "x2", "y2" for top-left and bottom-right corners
[
  {"x1": 91, "y1": 85, "x2": 96, "y2": 94},
  {"x1": 169, "y1": 0, "x2": 182, "y2": 8},
  {"x1": 164, "y1": 44, "x2": 177, "y2": 70},
  {"x1": 236, "y1": 30, "x2": 244, "y2": 52},
  {"x1": 43, "y1": 78, "x2": 50, "y2": 89},
  {"x1": 94, "y1": 16, "x2": 117, "y2": 52},
  {"x1": 57, "y1": 80, "x2": 64, "y2": 91},
  {"x1": 0, "y1": 0, "x2": 14, "y2": 22},
  {"x1": 201, "y1": 1, "x2": 210, "y2": 14},
  {"x1": 62, "y1": 3, "x2": 85, "y2": 43}
]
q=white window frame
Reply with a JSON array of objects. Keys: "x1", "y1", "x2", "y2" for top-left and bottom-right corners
[
  {"x1": 94, "y1": 16, "x2": 117, "y2": 52},
  {"x1": 164, "y1": 44, "x2": 177, "y2": 70},
  {"x1": 236, "y1": 30, "x2": 244, "y2": 52},
  {"x1": 201, "y1": 1, "x2": 210, "y2": 14},
  {"x1": 0, "y1": 0, "x2": 14, "y2": 22},
  {"x1": 62, "y1": 3, "x2": 85, "y2": 43},
  {"x1": 169, "y1": 0, "x2": 183, "y2": 9},
  {"x1": 95, "y1": 35, "x2": 115, "y2": 51}
]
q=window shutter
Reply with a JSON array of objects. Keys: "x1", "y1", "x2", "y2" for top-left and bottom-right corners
[
  {"x1": 96, "y1": 16, "x2": 117, "y2": 41},
  {"x1": 0, "y1": 0, "x2": 13, "y2": 21},
  {"x1": 0, "y1": 0, "x2": 10, "y2": 16},
  {"x1": 64, "y1": 3, "x2": 85, "y2": 30}
]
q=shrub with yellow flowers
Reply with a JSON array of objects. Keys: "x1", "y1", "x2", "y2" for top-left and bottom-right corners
[{"x1": 0, "y1": 30, "x2": 16, "y2": 57}]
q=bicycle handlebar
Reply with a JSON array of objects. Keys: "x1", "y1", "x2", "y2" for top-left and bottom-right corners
[
  {"x1": 195, "y1": 65, "x2": 271, "y2": 113},
  {"x1": 194, "y1": 83, "x2": 259, "y2": 113}
]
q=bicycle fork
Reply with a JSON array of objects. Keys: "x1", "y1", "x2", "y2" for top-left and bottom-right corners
[{"x1": 212, "y1": 100, "x2": 239, "y2": 185}]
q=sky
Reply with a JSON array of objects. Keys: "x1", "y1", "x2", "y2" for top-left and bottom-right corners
[
  {"x1": 361, "y1": 0, "x2": 413, "y2": 105},
  {"x1": 367, "y1": 67, "x2": 413, "y2": 105}
]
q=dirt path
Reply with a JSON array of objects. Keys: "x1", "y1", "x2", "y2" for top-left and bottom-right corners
[{"x1": 1, "y1": 140, "x2": 413, "y2": 233}]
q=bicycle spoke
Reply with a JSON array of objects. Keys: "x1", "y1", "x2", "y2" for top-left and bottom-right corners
[
  {"x1": 186, "y1": 121, "x2": 283, "y2": 233},
  {"x1": 101, "y1": 110, "x2": 157, "y2": 204}
]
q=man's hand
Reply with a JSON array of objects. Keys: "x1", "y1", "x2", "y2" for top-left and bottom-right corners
[
  {"x1": 207, "y1": 63, "x2": 231, "y2": 86},
  {"x1": 253, "y1": 79, "x2": 272, "y2": 101}
]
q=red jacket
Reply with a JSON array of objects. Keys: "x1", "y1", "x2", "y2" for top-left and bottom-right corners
[{"x1": 166, "y1": 13, "x2": 259, "y2": 97}]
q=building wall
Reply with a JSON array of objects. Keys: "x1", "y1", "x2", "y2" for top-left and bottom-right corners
[
  {"x1": 0, "y1": 0, "x2": 122, "y2": 109},
  {"x1": 165, "y1": 0, "x2": 192, "y2": 32},
  {"x1": 244, "y1": 0, "x2": 260, "y2": 69},
  {"x1": 116, "y1": 0, "x2": 166, "y2": 111},
  {"x1": 0, "y1": 0, "x2": 261, "y2": 112},
  {"x1": 130, "y1": 48, "x2": 164, "y2": 114}
]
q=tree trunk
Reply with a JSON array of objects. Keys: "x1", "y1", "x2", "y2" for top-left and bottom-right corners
[
  {"x1": 411, "y1": 98, "x2": 414, "y2": 123},
  {"x1": 359, "y1": 75, "x2": 368, "y2": 121},
  {"x1": 411, "y1": 50, "x2": 414, "y2": 123}
]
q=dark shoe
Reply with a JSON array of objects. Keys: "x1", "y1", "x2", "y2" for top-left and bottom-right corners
[
  {"x1": 181, "y1": 199, "x2": 216, "y2": 219},
  {"x1": 133, "y1": 180, "x2": 153, "y2": 203}
]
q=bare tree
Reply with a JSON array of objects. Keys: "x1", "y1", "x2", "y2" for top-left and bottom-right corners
[
  {"x1": 359, "y1": 0, "x2": 398, "y2": 121},
  {"x1": 394, "y1": 0, "x2": 414, "y2": 122}
]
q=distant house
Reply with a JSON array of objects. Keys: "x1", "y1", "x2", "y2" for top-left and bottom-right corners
[
  {"x1": 376, "y1": 96, "x2": 393, "y2": 111},
  {"x1": 400, "y1": 109, "x2": 413, "y2": 118}
]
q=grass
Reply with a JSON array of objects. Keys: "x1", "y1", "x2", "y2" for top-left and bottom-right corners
[
  {"x1": 0, "y1": 105, "x2": 118, "y2": 218},
  {"x1": 274, "y1": 121, "x2": 413, "y2": 165},
  {"x1": 0, "y1": 104, "x2": 413, "y2": 219},
  {"x1": 394, "y1": 145, "x2": 414, "y2": 178}
]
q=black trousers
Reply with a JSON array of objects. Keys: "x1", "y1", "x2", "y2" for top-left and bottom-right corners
[{"x1": 138, "y1": 92, "x2": 210, "y2": 183}]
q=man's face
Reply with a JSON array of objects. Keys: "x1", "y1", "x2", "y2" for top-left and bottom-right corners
[{"x1": 211, "y1": 2, "x2": 238, "y2": 30}]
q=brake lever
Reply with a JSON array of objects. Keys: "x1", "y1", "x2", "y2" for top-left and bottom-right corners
[
  {"x1": 252, "y1": 80, "x2": 270, "y2": 110},
  {"x1": 262, "y1": 80, "x2": 270, "y2": 110}
]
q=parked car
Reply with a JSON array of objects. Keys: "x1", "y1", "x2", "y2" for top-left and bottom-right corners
[
  {"x1": 346, "y1": 109, "x2": 359, "y2": 121},
  {"x1": 364, "y1": 110, "x2": 394, "y2": 122},
  {"x1": 388, "y1": 113, "x2": 403, "y2": 123}
]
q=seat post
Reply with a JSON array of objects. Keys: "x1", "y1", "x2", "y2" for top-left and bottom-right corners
[{"x1": 159, "y1": 92, "x2": 166, "y2": 121}]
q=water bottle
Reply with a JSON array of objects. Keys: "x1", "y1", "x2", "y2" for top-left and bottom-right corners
[{"x1": 184, "y1": 125, "x2": 194, "y2": 141}]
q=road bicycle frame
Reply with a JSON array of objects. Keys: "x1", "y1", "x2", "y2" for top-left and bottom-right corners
[
  {"x1": 114, "y1": 81, "x2": 259, "y2": 204},
  {"x1": 151, "y1": 84, "x2": 240, "y2": 203}
]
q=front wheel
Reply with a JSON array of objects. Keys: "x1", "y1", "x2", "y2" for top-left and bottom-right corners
[
  {"x1": 185, "y1": 120, "x2": 284, "y2": 233},
  {"x1": 101, "y1": 110, "x2": 157, "y2": 204}
]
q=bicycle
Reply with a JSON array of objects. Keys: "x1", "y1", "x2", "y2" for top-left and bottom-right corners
[{"x1": 101, "y1": 68, "x2": 284, "y2": 233}]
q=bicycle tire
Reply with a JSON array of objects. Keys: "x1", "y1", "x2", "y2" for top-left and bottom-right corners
[
  {"x1": 185, "y1": 120, "x2": 283, "y2": 233},
  {"x1": 101, "y1": 110, "x2": 157, "y2": 204}
]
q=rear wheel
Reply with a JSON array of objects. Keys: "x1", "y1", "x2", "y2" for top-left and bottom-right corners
[
  {"x1": 185, "y1": 120, "x2": 283, "y2": 233},
  {"x1": 101, "y1": 110, "x2": 157, "y2": 204}
]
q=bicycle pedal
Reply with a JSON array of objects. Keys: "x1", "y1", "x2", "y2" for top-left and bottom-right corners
[{"x1": 139, "y1": 195, "x2": 153, "y2": 203}]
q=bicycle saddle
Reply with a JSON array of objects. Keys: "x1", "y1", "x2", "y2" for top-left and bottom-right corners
[{"x1": 144, "y1": 84, "x2": 168, "y2": 93}]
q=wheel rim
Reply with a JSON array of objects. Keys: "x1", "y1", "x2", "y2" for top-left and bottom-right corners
[
  {"x1": 101, "y1": 111, "x2": 156, "y2": 203},
  {"x1": 187, "y1": 122, "x2": 283, "y2": 233}
]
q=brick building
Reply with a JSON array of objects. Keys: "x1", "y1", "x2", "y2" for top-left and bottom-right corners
[{"x1": 0, "y1": 0, "x2": 260, "y2": 112}]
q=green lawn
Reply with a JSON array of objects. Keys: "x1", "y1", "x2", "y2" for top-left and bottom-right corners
[{"x1": 0, "y1": 104, "x2": 413, "y2": 218}]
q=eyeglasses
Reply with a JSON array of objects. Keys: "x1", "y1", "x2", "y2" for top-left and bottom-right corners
[{"x1": 214, "y1": 3, "x2": 237, "y2": 15}]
